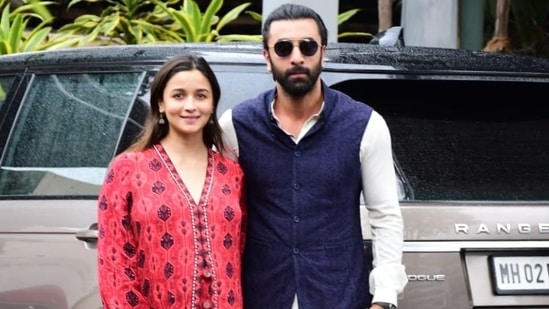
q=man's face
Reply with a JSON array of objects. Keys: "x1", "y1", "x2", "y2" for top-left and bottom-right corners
[{"x1": 264, "y1": 19, "x2": 324, "y2": 98}]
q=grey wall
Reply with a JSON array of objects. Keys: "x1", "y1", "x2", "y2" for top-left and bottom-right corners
[{"x1": 401, "y1": 0, "x2": 459, "y2": 48}]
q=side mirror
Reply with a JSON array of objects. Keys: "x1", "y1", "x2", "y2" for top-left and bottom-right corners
[{"x1": 369, "y1": 26, "x2": 405, "y2": 47}]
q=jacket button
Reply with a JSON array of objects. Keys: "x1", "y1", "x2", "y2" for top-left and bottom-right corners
[{"x1": 203, "y1": 300, "x2": 212, "y2": 308}]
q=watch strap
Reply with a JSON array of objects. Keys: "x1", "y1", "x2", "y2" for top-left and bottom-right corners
[{"x1": 373, "y1": 302, "x2": 397, "y2": 309}]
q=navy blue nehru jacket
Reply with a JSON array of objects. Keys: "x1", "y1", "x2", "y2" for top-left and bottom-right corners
[{"x1": 232, "y1": 82, "x2": 375, "y2": 309}]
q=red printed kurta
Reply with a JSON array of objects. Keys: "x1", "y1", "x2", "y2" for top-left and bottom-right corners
[{"x1": 97, "y1": 144, "x2": 246, "y2": 309}]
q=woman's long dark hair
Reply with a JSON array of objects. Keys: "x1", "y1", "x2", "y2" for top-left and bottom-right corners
[{"x1": 127, "y1": 54, "x2": 224, "y2": 153}]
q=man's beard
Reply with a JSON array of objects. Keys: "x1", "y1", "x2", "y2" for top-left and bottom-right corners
[{"x1": 271, "y1": 59, "x2": 322, "y2": 98}]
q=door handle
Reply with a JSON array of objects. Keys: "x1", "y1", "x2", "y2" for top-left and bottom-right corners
[{"x1": 75, "y1": 223, "x2": 98, "y2": 243}]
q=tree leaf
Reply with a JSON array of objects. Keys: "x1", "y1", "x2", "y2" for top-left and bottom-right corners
[
  {"x1": 186, "y1": 0, "x2": 203, "y2": 36},
  {"x1": 41, "y1": 32, "x2": 81, "y2": 50},
  {"x1": 245, "y1": 10, "x2": 262, "y2": 23},
  {"x1": 1, "y1": 5, "x2": 12, "y2": 39},
  {"x1": 152, "y1": 0, "x2": 196, "y2": 42},
  {"x1": 168, "y1": 9, "x2": 196, "y2": 42},
  {"x1": 10, "y1": 1, "x2": 55, "y2": 18},
  {"x1": 0, "y1": 41, "x2": 10, "y2": 55},
  {"x1": 337, "y1": 32, "x2": 373, "y2": 39},
  {"x1": 132, "y1": 26, "x2": 143, "y2": 44},
  {"x1": 72, "y1": 14, "x2": 102, "y2": 29},
  {"x1": 200, "y1": 0, "x2": 223, "y2": 34},
  {"x1": 67, "y1": 0, "x2": 100, "y2": 9},
  {"x1": 8, "y1": 15, "x2": 25, "y2": 52},
  {"x1": 134, "y1": 19, "x2": 183, "y2": 42},
  {"x1": 27, "y1": 0, "x2": 54, "y2": 21},
  {"x1": 22, "y1": 27, "x2": 51, "y2": 52},
  {"x1": 102, "y1": 13, "x2": 121, "y2": 35},
  {"x1": 43, "y1": 36, "x2": 81, "y2": 50},
  {"x1": 338, "y1": 9, "x2": 361, "y2": 25},
  {"x1": 217, "y1": 2, "x2": 250, "y2": 32}
]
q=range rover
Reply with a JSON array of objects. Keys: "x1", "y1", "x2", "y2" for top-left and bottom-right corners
[{"x1": 0, "y1": 42, "x2": 548, "y2": 308}]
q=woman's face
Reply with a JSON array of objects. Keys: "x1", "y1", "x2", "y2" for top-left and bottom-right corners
[{"x1": 159, "y1": 69, "x2": 214, "y2": 138}]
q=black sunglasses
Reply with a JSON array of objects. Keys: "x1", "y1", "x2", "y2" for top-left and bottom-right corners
[{"x1": 270, "y1": 39, "x2": 320, "y2": 58}]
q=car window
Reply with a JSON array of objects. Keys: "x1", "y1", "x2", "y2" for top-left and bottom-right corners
[
  {"x1": 135, "y1": 68, "x2": 274, "y2": 118},
  {"x1": 211, "y1": 68, "x2": 274, "y2": 114},
  {"x1": 331, "y1": 78, "x2": 549, "y2": 201},
  {"x1": 0, "y1": 76, "x2": 14, "y2": 109},
  {"x1": 0, "y1": 72, "x2": 144, "y2": 196}
]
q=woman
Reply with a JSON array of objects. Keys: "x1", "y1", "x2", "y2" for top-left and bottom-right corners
[{"x1": 97, "y1": 54, "x2": 246, "y2": 309}]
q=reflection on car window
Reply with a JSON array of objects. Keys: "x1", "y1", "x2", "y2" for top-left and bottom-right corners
[
  {"x1": 0, "y1": 72, "x2": 142, "y2": 196},
  {"x1": 331, "y1": 78, "x2": 549, "y2": 201},
  {"x1": 135, "y1": 69, "x2": 274, "y2": 120},
  {"x1": 213, "y1": 70, "x2": 274, "y2": 115},
  {"x1": 0, "y1": 76, "x2": 14, "y2": 109}
]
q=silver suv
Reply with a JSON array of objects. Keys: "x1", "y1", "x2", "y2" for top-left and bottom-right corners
[{"x1": 1, "y1": 42, "x2": 549, "y2": 309}]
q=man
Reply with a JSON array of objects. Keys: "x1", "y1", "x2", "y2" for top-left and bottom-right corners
[{"x1": 219, "y1": 3, "x2": 407, "y2": 309}]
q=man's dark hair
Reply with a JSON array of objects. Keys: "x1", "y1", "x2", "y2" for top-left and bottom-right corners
[{"x1": 262, "y1": 3, "x2": 328, "y2": 49}]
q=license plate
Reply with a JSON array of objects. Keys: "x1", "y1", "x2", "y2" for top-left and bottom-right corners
[{"x1": 489, "y1": 255, "x2": 549, "y2": 295}]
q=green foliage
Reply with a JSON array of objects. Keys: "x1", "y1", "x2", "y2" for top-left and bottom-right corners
[
  {"x1": 0, "y1": 0, "x2": 370, "y2": 55},
  {"x1": 337, "y1": 8, "x2": 373, "y2": 40},
  {"x1": 55, "y1": 0, "x2": 260, "y2": 45},
  {"x1": 245, "y1": 9, "x2": 262, "y2": 24},
  {"x1": 0, "y1": 0, "x2": 53, "y2": 21},
  {"x1": 0, "y1": 0, "x2": 80, "y2": 55},
  {"x1": 152, "y1": 0, "x2": 261, "y2": 42},
  {"x1": 57, "y1": 0, "x2": 183, "y2": 45}
]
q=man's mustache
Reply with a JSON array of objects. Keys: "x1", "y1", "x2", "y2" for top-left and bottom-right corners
[{"x1": 286, "y1": 67, "x2": 310, "y2": 76}]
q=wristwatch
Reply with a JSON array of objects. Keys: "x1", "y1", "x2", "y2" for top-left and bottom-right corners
[{"x1": 373, "y1": 302, "x2": 397, "y2": 309}]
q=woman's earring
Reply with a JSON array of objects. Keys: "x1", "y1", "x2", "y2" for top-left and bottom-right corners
[
  {"x1": 209, "y1": 117, "x2": 214, "y2": 125},
  {"x1": 158, "y1": 112, "x2": 165, "y2": 125}
]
